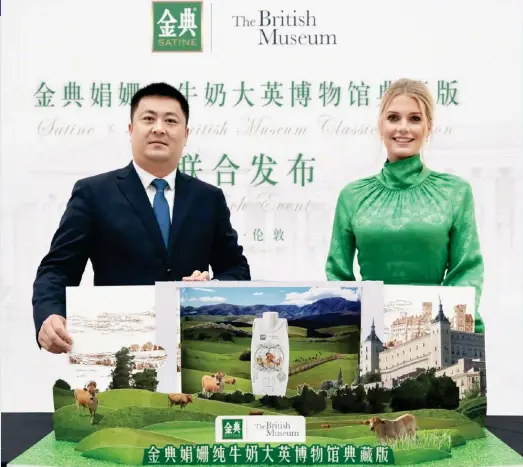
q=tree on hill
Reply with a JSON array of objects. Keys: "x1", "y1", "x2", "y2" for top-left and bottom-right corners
[
  {"x1": 331, "y1": 386, "x2": 356, "y2": 413},
  {"x1": 361, "y1": 372, "x2": 381, "y2": 384},
  {"x1": 306, "y1": 327, "x2": 322, "y2": 338},
  {"x1": 292, "y1": 385, "x2": 326, "y2": 416},
  {"x1": 352, "y1": 384, "x2": 366, "y2": 412},
  {"x1": 389, "y1": 369, "x2": 459, "y2": 411},
  {"x1": 132, "y1": 368, "x2": 159, "y2": 392},
  {"x1": 54, "y1": 379, "x2": 71, "y2": 391},
  {"x1": 390, "y1": 379, "x2": 426, "y2": 411},
  {"x1": 109, "y1": 347, "x2": 135, "y2": 389},
  {"x1": 416, "y1": 369, "x2": 459, "y2": 410},
  {"x1": 239, "y1": 349, "x2": 251, "y2": 361},
  {"x1": 435, "y1": 375, "x2": 460, "y2": 410},
  {"x1": 366, "y1": 385, "x2": 389, "y2": 413}
]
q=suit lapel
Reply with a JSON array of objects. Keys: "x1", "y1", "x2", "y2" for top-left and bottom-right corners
[
  {"x1": 116, "y1": 162, "x2": 167, "y2": 257},
  {"x1": 168, "y1": 171, "x2": 195, "y2": 257}
]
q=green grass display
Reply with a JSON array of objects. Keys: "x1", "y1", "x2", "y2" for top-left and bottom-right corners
[
  {"x1": 97, "y1": 389, "x2": 167, "y2": 409},
  {"x1": 80, "y1": 446, "x2": 146, "y2": 465},
  {"x1": 11, "y1": 429, "x2": 523, "y2": 467},
  {"x1": 75, "y1": 428, "x2": 186, "y2": 453},
  {"x1": 394, "y1": 448, "x2": 451, "y2": 464},
  {"x1": 44, "y1": 304, "x2": 509, "y2": 467}
]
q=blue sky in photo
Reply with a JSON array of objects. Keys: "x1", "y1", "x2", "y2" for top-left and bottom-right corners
[{"x1": 180, "y1": 286, "x2": 360, "y2": 307}]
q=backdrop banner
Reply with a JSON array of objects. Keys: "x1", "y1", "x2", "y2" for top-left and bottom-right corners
[{"x1": 1, "y1": 0, "x2": 523, "y2": 423}]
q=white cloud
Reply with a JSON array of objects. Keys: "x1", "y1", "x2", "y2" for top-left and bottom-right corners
[
  {"x1": 187, "y1": 296, "x2": 227, "y2": 303},
  {"x1": 281, "y1": 287, "x2": 359, "y2": 306},
  {"x1": 253, "y1": 292, "x2": 264, "y2": 296},
  {"x1": 194, "y1": 288, "x2": 215, "y2": 293}
]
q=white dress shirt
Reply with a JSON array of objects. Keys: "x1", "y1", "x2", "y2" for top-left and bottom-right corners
[
  {"x1": 132, "y1": 160, "x2": 176, "y2": 221},
  {"x1": 132, "y1": 161, "x2": 217, "y2": 280}
]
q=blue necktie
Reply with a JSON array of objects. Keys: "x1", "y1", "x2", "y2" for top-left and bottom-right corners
[{"x1": 151, "y1": 178, "x2": 170, "y2": 248}]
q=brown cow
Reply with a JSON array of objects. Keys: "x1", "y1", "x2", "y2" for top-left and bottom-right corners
[
  {"x1": 201, "y1": 372, "x2": 225, "y2": 395},
  {"x1": 249, "y1": 410, "x2": 264, "y2": 415},
  {"x1": 84, "y1": 381, "x2": 97, "y2": 390},
  {"x1": 167, "y1": 393, "x2": 193, "y2": 409},
  {"x1": 74, "y1": 384, "x2": 99, "y2": 425},
  {"x1": 320, "y1": 423, "x2": 331, "y2": 428},
  {"x1": 361, "y1": 414, "x2": 416, "y2": 444}
]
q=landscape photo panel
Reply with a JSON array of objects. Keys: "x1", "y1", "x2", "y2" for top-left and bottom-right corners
[{"x1": 179, "y1": 283, "x2": 364, "y2": 398}]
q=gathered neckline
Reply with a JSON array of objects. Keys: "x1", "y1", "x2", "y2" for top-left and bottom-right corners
[{"x1": 376, "y1": 154, "x2": 431, "y2": 190}]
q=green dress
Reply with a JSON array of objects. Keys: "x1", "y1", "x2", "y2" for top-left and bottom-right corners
[{"x1": 325, "y1": 154, "x2": 485, "y2": 333}]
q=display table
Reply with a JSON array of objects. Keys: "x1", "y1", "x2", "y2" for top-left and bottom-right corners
[{"x1": 2, "y1": 413, "x2": 523, "y2": 467}]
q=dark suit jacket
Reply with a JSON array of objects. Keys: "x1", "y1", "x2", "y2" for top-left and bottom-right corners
[{"x1": 32, "y1": 162, "x2": 250, "y2": 339}]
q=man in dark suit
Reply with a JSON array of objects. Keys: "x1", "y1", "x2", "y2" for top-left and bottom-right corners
[{"x1": 33, "y1": 82, "x2": 250, "y2": 354}]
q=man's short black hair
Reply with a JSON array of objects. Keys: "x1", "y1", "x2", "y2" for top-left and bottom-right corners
[{"x1": 130, "y1": 82, "x2": 189, "y2": 124}]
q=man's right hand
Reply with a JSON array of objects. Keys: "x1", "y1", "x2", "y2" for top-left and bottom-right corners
[{"x1": 38, "y1": 315, "x2": 73, "y2": 354}]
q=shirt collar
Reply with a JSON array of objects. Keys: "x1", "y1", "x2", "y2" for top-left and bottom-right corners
[
  {"x1": 376, "y1": 153, "x2": 430, "y2": 190},
  {"x1": 133, "y1": 160, "x2": 177, "y2": 191}
]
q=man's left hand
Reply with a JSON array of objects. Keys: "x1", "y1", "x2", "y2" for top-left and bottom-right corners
[{"x1": 182, "y1": 270, "x2": 210, "y2": 281}]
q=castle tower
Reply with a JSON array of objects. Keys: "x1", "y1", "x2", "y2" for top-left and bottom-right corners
[
  {"x1": 430, "y1": 296, "x2": 451, "y2": 369},
  {"x1": 337, "y1": 366, "x2": 343, "y2": 387},
  {"x1": 360, "y1": 319, "x2": 384, "y2": 377},
  {"x1": 422, "y1": 301, "x2": 432, "y2": 319},
  {"x1": 454, "y1": 304, "x2": 467, "y2": 331}
]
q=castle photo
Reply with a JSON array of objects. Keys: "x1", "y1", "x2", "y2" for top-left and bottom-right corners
[{"x1": 359, "y1": 290, "x2": 486, "y2": 399}]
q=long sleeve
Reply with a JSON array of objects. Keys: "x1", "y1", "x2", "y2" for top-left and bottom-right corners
[
  {"x1": 32, "y1": 180, "x2": 93, "y2": 345},
  {"x1": 442, "y1": 181, "x2": 485, "y2": 333},
  {"x1": 325, "y1": 190, "x2": 356, "y2": 281}
]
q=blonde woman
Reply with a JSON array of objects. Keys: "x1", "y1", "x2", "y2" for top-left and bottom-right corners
[{"x1": 325, "y1": 78, "x2": 484, "y2": 333}]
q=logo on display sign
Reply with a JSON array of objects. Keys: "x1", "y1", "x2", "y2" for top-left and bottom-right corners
[
  {"x1": 216, "y1": 416, "x2": 306, "y2": 443},
  {"x1": 231, "y1": 9, "x2": 337, "y2": 47},
  {"x1": 152, "y1": 1, "x2": 203, "y2": 52},
  {"x1": 222, "y1": 419, "x2": 244, "y2": 440}
]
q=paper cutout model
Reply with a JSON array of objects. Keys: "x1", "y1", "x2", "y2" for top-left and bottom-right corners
[
  {"x1": 7, "y1": 282, "x2": 523, "y2": 467},
  {"x1": 65, "y1": 285, "x2": 168, "y2": 393}
]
